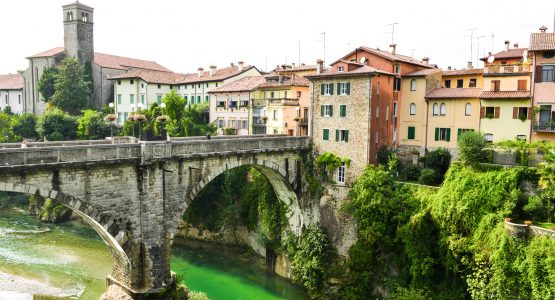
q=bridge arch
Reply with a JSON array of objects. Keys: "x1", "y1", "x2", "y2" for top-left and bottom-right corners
[{"x1": 0, "y1": 182, "x2": 131, "y2": 284}]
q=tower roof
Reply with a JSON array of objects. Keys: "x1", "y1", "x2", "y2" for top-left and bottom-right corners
[{"x1": 62, "y1": 1, "x2": 94, "y2": 11}]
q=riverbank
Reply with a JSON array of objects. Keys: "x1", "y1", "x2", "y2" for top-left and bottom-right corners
[{"x1": 0, "y1": 271, "x2": 73, "y2": 298}]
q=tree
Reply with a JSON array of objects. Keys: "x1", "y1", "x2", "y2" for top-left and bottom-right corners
[
  {"x1": 77, "y1": 109, "x2": 111, "y2": 140},
  {"x1": 36, "y1": 109, "x2": 78, "y2": 141},
  {"x1": 0, "y1": 112, "x2": 12, "y2": 142},
  {"x1": 457, "y1": 131, "x2": 487, "y2": 166},
  {"x1": 163, "y1": 90, "x2": 185, "y2": 121},
  {"x1": 38, "y1": 66, "x2": 59, "y2": 102},
  {"x1": 10, "y1": 113, "x2": 38, "y2": 140},
  {"x1": 50, "y1": 58, "x2": 91, "y2": 115},
  {"x1": 2, "y1": 106, "x2": 12, "y2": 115}
]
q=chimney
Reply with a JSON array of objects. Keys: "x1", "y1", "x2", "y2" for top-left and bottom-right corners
[
  {"x1": 467, "y1": 61, "x2": 473, "y2": 69},
  {"x1": 238, "y1": 61, "x2": 244, "y2": 72},
  {"x1": 279, "y1": 75, "x2": 284, "y2": 83},
  {"x1": 540, "y1": 26, "x2": 548, "y2": 33},
  {"x1": 422, "y1": 57, "x2": 430, "y2": 65},
  {"x1": 230, "y1": 62, "x2": 235, "y2": 67},
  {"x1": 292, "y1": 63, "x2": 296, "y2": 69},
  {"x1": 316, "y1": 59, "x2": 323, "y2": 74},
  {"x1": 389, "y1": 44, "x2": 397, "y2": 56},
  {"x1": 514, "y1": 43, "x2": 519, "y2": 48},
  {"x1": 448, "y1": 66, "x2": 452, "y2": 70},
  {"x1": 209, "y1": 65, "x2": 216, "y2": 76},
  {"x1": 505, "y1": 40, "x2": 510, "y2": 52},
  {"x1": 301, "y1": 63, "x2": 305, "y2": 66},
  {"x1": 488, "y1": 51, "x2": 492, "y2": 56},
  {"x1": 198, "y1": 67, "x2": 204, "y2": 77}
]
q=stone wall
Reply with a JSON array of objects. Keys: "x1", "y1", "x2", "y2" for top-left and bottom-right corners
[
  {"x1": 504, "y1": 221, "x2": 555, "y2": 239},
  {"x1": 319, "y1": 184, "x2": 357, "y2": 257}
]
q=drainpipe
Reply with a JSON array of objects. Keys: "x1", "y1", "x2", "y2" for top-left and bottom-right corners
[
  {"x1": 30, "y1": 59, "x2": 35, "y2": 114},
  {"x1": 368, "y1": 76, "x2": 372, "y2": 165},
  {"x1": 425, "y1": 99, "x2": 429, "y2": 153}
]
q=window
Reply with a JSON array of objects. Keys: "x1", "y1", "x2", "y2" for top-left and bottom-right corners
[
  {"x1": 321, "y1": 105, "x2": 333, "y2": 117},
  {"x1": 541, "y1": 65, "x2": 554, "y2": 82},
  {"x1": 482, "y1": 106, "x2": 499, "y2": 119},
  {"x1": 323, "y1": 129, "x2": 330, "y2": 140},
  {"x1": 338, "y1": 66, "x2": 345, "y2": 72},
  {"x1": 513, "y1": 107, "x2": 529, "y2": 120},
  {"x1": 465, "y1": 103, "x2": 472, "y2": 116},
  {"x1": 375, "y1": 131, "x2": 379, "y2": 143},
  {"x1": 229, "y1": 119, "x2": 236, "y2": 128},
  {"x1": 240, "y1": 120, "x2": 248, "y2": 129},
  {"x1": 408, "y1": 126, "x2": 415, "y2": 140},
  {"x1": 206, "y1": 83, "x2": 209, "y2": 87},
  {"x1": 377, "y1": 82, "x2": 380, "y2": 95},
  {"x1": 240, "y1": 100, "x2": 249, "y2": 107},
  {"x1": 394, "y1": 78, "x2": 401, "y2": 91},
  {"x1": 273, "y1": 110, "x2": 278, "y2": 120},
  {"x1": 336, "y1": 129, "x2": 349, "y2": 142},
  {"x1": 457, "y1": 79, "x2": 463, "y2": 88},
  {"x1": 321, "y1": 83, "x2": 333, "y2": 95},
  {"x1": 130, "y1": 80, "x2": 134, "y2": 85},
  {"x1": 517, "y1": 135, "x2": 527, "y2": 140},
  {"x1": 338, "y1": 82, "x2": 350, "y2": 95},
  {"x1": 129, "y1": 94, "x2": 135, "y2": 104},
  {"x1": 123, "y1": 112, "x2": 128, "y2": 122},
  {"x1": 66, "y1": 11, "x2": 73, "y2": 21},
  {"x1": 440, "y1": 103, "x2": 446, "y2": 115},
  {"x1": 484, "y1": 133, "x2": 493, "y2": 142},
  {"x1": 117, "y1": 80, "x2": 121, "y2": 85},
  {"x1": 157, "y1": 94, "x2": 162, "y2": 105},
  {"x1": 518, "y1": 80, "x2": 528, "y2": 91},
  {"x1": 432, "y1": 103, "x2": 439, "y2": 115},
  {"x1": 270, "y1": 91, "x2": 275, "y2": 98},
  {"x1": 444, "y1": 80, "x2": 451, "y2": 88},
  {"x1": 117, "y1": 94, "x2": 122, "y2": 104},
  {"x1": 205, "y1": 95, "x2": 209, "y2": 102},
  {"x1": 394, "y1": 63, "x2": 401, "y2": 73},
  {"x1": 197, "y1": 95, "x2": 201, "y2": 103},
  {"x1": 198, "y1": 84, "x2": 201, "y2": 88},
  {"x1": 297, "y1": 91, "x2": 302, "y2": 98},
  {"x1": 4, "y1": 95, "x2": 8, "y2": 104},
  {"x1": 491, "y1": 80, "x2": 500, "y2": 92},
  {"x1": 337, "y1": 162, "x2": 346, "y2": 184},
  {"x1": 218, "y1": 119, "x2": 225, "y2": 128},
  {"x1": 409, "y1": 103, "x2": 416, "y2": 115},
  {"x1": 140, "y1": 94, "x2": 145, "y2": 104},
  {"x1": 216, "y1": 83, "x2": 218, "y2": 87},
  {"x1": 434, "y1": 128, "x2": 451, "y2": 141},
  {"x1": 469, "y1": 78, "x2": 477, "y2": 87},
  {"x1": 376, "y1": 106, "x2": 380, "y2": 118},
  {"x1": 217, "y1": 100, "x2": 226, "y2": 107},
  {"x1": 393, "y1": 102, "x2": 398, "y2": 117},
  {"x1": 158, "y1": 84, "x2": 161, "y2": 89},
  {"x1": 339, "y1": 104, "x2": 346, "y2": 117},
  {"x1": 141, "y1": 83, "x2": 144, "y2": 88},
  {"x1": 410, "y1": 79, "x2": 417, "y2": 91},
  {"x1": 18, "y1": 95, "x2": 21, "y2": 104}
]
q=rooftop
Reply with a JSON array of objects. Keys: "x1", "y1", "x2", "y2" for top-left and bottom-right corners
[
  {"x1": 107, "y1": 69, "x2": 183, "y2": 84},
  {"x1": 480, "y1": 48, "x2": 528, "y2": 61},
  {"x1": 209, "y1": 76, "x2": 266, "y2": 93},
  {"x1": 0, "y1": 74, "x2": 23, "y2": 90},
  {"x1": 530, "y1": 32, "x2": 555, "y2": 51},
  {"x1": 332, "y1": 46, "x2": 434, "y2": 69},
  {"x1": 480, "y1": 91, "x2": 532, "y2": 99},
  {"x1": 177, "y1": 65, "x2": 258, "y2": 84},
  {"x1": 405, "y1": 69, "x2": 442, "y2": 77},
  {"x1": 442, "y1": 68, "x2": 484, "y2": 76},
  {"x1": 305, "y1": 65, "x2": 394, "y2": 80},
  {"x1": 425, "y1": 88, "x2": 482, "y2": 99},
  {"x1": 257, "y1": 74, "x2": 310, "y2": 89}
]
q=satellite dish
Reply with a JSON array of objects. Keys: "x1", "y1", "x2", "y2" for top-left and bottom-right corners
[
  {"x1": 487, "y1": 55, "x2": 495, "y2": 63},
  {"x1": 523, "y1": 50, "x2": 528, "y2": 61},
  {"x1": 360, "y1": 57, "x2": 366, "y2": 64}
]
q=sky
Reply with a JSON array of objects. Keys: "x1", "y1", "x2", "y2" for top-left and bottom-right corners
[{"x1": 0, "y1": 0, "x2": 554, "y2": 75}]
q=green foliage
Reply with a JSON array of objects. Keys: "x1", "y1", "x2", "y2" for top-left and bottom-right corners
[
  {"x1": 39, "y1": 198, "x2": 72, "y2": 223},
  {"x1": 402, "y1": 164, "x2": 422, "y2": 181},
  {"x1": 38, "y1": 66, "x2": 59, "y2": 102},
  {"x1": 50, "y1": 58, "x2": 91, "y2": 115},
  {"x1": 76, "y1": 109, "x2": 111, "y2": 140},
  {"x1": 36, "y1": 109, "x2": 78, "y2": 141},
  {"x1": 457, "y1": 131, "x2": 488, "y2": 167},
  {"x1": 419, "y1": 148, "x2": 451, "y2": 184},
  {"x1": 418, "y1": 168, "x2": 436, "y2": 185},
  {"x1": 3, "y1": 106, "x2": 12, "y2": 115},
  {"x1": 0, "y1": 112, "x2": 13, "y2": 142},
  {"x1": 222, "y1": 128, "x2": 237, "y2": 135},
  {"x1": 377, "y1": 145, "x2": 393, "y2": 166},
  {"x1": 10, "y1": 113, "x2": 38, "y2": 140},
  {"x1": 316, "y1": 152, "x2": 350, "y2": 173}
]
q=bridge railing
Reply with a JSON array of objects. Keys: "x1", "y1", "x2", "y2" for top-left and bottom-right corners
[
  {"x1": 0, "y1": 137, "x2": 137, "y2": 149},
  {"x1": 170, "y1": 136, "x2": 308, "y2": 156}
]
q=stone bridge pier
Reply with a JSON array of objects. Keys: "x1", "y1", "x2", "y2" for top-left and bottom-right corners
[{"x1": 0, "y1": 136, "x2": 311, "y2": 298}]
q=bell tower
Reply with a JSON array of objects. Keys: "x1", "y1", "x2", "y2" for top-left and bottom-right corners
[{"x1": 62, "y1": 1, "x2": 94, "y2": 64}]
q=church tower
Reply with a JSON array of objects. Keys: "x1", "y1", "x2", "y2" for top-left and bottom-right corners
[{"x1": 62, "y1": 1, "x2": 94, "y2": 64}]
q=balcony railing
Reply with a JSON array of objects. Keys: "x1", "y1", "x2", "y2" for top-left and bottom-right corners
[
  {"x1": 533, "y1": 121, "x2": 555, "y2": 132},
  {"x1": 484, "y1": 64, "x2": 531, "y2": 74},
  {"x1": 267, "y1": 98, "x2": 300, "y2": 106}
]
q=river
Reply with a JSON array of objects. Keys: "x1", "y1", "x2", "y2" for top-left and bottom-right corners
[{"x1": 0, "y1": 207, "x2": 308, "y2": 300}]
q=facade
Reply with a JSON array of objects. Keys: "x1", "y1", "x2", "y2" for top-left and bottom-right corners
[
  {"x1": 0, "y1": 74, "x2": 24, "y2": 114},
  {"x1": 252, "y1": 75, "x2": 310, "y2": 136},
  {"x1": 208, "y1": 76, "x2": 265, "y2": 135},
  {"x1": 480, "y1": 43, "x2": 532, "y2": 142},
  {"x1": 424, "y1": 88, "x2": 482, "y2": 152},
  {"x1": 22, "y1": 2, "x2": 171, "y2": 114},
  {"x1": 441, "y1": 68, "x2": 483, "y2": 89},
  {"x1": 530, "y1": 26, "x2": 555, "y2": 141},
  {"x1": 398, "y1": 69, "x2": 442, "y2": 152}
]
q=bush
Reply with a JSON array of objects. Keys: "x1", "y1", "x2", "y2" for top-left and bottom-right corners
[
  {"x1": 403, "y1": 164, "x2": 422, "y2": 181},
  {"x1": 377, "y1": 145, "x2": 393, "y2": 166},
  {"x1": 77, "y1": 109, "x2": 111, "y2": 140},
  {"x1": 10, "y1": 113, "x2": 38, "y2": 140},
  {"x1": 419, "y1": 148, "x2": 451, "y2": 184},
  {"x1": 457, "y1": 131, "x2": 487, "y2": 166},
  {"x1": 36, "y1": 109, "x2": 78, "y2": 141},
  {"x1": 419, "y1": 168, "x2": 437, "y2": 185}
]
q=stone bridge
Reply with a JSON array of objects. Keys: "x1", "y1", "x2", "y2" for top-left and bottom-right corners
[{"x1": 0, "y1": 135, "x2": 311, "y2": 298}]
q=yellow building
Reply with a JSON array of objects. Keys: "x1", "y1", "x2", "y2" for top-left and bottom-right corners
[
  {"x1": 441, "y1": 68, "x2": 484, "y2": 89},
  {"x1": 425, "y1": 88, "x2": 482, "y2": 151},
  {"x1": 398, "y1": 69, "x2": 442, "y2": 152}
]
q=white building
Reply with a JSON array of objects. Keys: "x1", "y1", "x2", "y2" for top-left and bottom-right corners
[
  {"x1": 0, "y1": 74, "x2": 24, "y2": 114},
  {"x1": 209, "y1": 76, "x2": 265, "y2": 135}
]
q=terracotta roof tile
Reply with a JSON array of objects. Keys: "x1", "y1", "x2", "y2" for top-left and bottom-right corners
[
  {"x1": 177, "y1": 65, "x2": 258, "y2": 84},
  {"x1": 480, "y1": 91, "x2": 531, "y2": 99},
  {"x1": 405, "y1": 69, "x2": 442, "y2": 77},
  {"x1": 0, "y1": 74, "x2": 23, "y2": 90},
  {"x1": 27, "y1": 47, "x2": 66, "y2": 58},
  {"x1": 482, "y1": 48, "x2": 528, "y2": 61},
  {"x1": 94, "y1": 52, "x2": 171, "y2": 72},
  {"x1": 209, "y1": 76, "x2": 266, "y2": 93},
  {"x1": 349, "y1": 46, "x2": 434, "y2": 68},
  {"x1": 107, "y1": 69, "x2": 184, "y2": 84},
  {"x1": 530, "y1": 33, "x2": 555, "y2": 51},
  {"x1": 442, "y1": 68, "x2": 483, "y2": 76},
  {"x1": 425, "y1": 88, "x2": 482, "y2": 99},
  {"x1": 273, "y1": 65, "x2": 318, "y2": 72},
  {"x1": 257, "y1": 74, "x2": 310, "y2": 88},
  {"x1": 305, "y1": 65, "x2": 394, "y2": 79}
]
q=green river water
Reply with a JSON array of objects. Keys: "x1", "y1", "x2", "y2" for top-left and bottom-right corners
[{"x1": 0, "y1": 208, "x2": 308, "y2": 300}]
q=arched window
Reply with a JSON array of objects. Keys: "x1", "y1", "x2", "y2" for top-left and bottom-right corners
[
  {"x1": 465, "y1": 103, "x2": 472, "y2": 116},
  {"x1": 410, "y1": 79, "x2": 417, "y2": 91},
  {"x1": 85, "y1": 13, "x2": 89, "y2": 22},
  {"x1": 66, "y1": 12, "x2": 73, "y2": 21},
  {"x1": 440, "y1": 103, "x2": 446, "y2": 115},
  {"x1": 410, "y1": 103, "x2": 416, "y2": 115},
  {"x1": 432, "y1": 103, "x2": 439, "y2": 115}
]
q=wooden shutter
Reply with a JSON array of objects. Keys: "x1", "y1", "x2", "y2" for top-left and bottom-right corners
[
  {"x1": 340, "y1": 105, "x2": 346, "y2": 117},
  {"x1": 323, "y1": 129, "x2": 329, "y2": 140},
  {"x1": 345, "y1": 130, "x2": 349, "y2": 142},
  {"x1": 346, "y1": 82, "x2": 351, "y2": 95},
  {"x1": 337, "y1": 83, "x2": 341, "y2": 94},
  {"x1": 329, "y1": 105, "x2": 333, "y2": 116},
  {"x1": 435, "y1": 128, "x2": 439, "y2": 141},
  {"x1": 528, "y1": 107, "x2": 533, "y2": 120},
  {"x1": 335, "y1": 129, "x2": 339, "y2": 141},
  {"x1": 446, "y1": 128, "x2": 451, "y2": 142},
  {"x1": 408, "y1": 127, "x2": 415, "y2": 139},
  {"x1": 513, "y1": 107, "x2": 518, "y2": 119},
  {"x1": 494, "y1": 107, "x2": 500, "y2": 118},
  {"x1": 535, "y1": 66, "x2": 543, "y2": 83},
  {"x1": 320, "y1": 84, "x2": 325, "y2": 95},
  {"x1": 480, "y1": 107, "x2": 485, "y2": 118},
  {"x1": 330, "y1": 83, "x2": 334, "y2": 95},
  {"x1": 320, "y1": 105, "x2": 324, "y2": 117},
  {"x1": 518, "y1": 80, "x2": 527, "y2": 91}
]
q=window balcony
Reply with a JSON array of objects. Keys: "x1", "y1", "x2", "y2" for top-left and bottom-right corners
[
  {"x1": 267, "y1": 98, "x2": 300, "y2": 106},
  {"x1": 484, "y1": 64, "x2": 531, "y2": 74},
  {"x1": 533, "y1": 121, "x2": 555, "y2": 132}
]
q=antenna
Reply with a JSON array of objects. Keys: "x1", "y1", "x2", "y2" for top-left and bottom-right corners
[
  {"x1": 298, "y1": 40, "x2": 301, "y2": 66},
  {"x1": 491, "y1": 34, "x2": 495, "y2": 53},
  {"x1": 466, "y1": 28, "x2": 478, "y2": 62},
  {"x1": 386, "y1": 22, "x2": 399, "y2": 44},
  {"x1": 321, "y1": 32, "x2": 326, "y2": 65},
  {"x1": 410, "y1": 49, "x2": 416, "y2": 57},
  {"x1": 476, "y1": 35, "x2": 485, "y2": 67},
  {"x1": 265, "y1": 56, "x2": 268, "y2": 73}
]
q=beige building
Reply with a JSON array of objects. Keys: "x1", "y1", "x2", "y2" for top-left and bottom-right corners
[{"x1": 0, "y1": 74, "x2": 24, "y2": 114}]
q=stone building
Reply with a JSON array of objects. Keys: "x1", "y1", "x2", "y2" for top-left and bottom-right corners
[
  {"x1": 21, "y1": 1, "x2": 171, "y2": 115},
  {"x1": 0, "y1": 74, "x2": 24, "y2": 114}
]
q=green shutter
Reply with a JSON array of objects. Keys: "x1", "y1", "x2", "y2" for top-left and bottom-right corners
[
  {"x1": 335, "y1": 129, "x2": 339, "y2": 141},
  {"x1": 320, "y1": 105, "x2": 324, "y2": 117},
  {"x1": 340, "y1": 105, "x2": 346, "y2": 117},
  {"x1": 320, "y1": 84, "x2": 324, "y2": 95},
  {"x1": 446, "y1": 128, "x2": 451, "y2": 142},
  {"x1": 435, "y1": 128, "x2": 439, "y2": 141},
  {"x1": 408, "y1": 127, "x2": 415, "y2": 140},
  {"x1": 323, "y1": 129, "x2": 329, "y2": 140},
  {"x1": 346, "y1": 82, "x2": 351, "y2": 95},
  {"x1": 330, "y1": 83, "x2": 334, "y2": 95},
  {"x1": 337, "y1": 83, "x2": 341, "y2": 94},
  {"x1": 329, "y1": 105, "x2": 333, "y2": 116},
  {"x1": 345, "y1": 130, "x2": 349, "y2": 142}
]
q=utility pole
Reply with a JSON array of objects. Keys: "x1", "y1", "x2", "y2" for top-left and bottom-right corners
[{"x1": 386, "y1": 22, "x2": 399, "y2": 44}]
